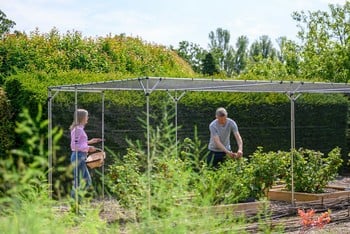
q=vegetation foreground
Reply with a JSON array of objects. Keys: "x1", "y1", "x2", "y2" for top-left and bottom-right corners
[{"x1": 0, "y1": 106, "x2": 346, "y2": 233}]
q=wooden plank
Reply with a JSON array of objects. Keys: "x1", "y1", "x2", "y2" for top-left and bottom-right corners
[
  {"x1": 268, "y1": 186, "x2": 350, "y2": 203},
  {"x1": 195, "y1": 201, "x2": 266, "y2": 215}
]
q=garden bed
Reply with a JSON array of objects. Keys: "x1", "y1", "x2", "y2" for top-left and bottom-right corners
[
  {"x1": 268, "y1": 185, "x2": 350, "y2": 203},
  {"x1": 199, "y1": 200, "x2": 267, "y2": 216}
]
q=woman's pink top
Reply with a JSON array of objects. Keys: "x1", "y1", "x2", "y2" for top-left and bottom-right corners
[{"x1": 70, "y1": 125, "x2": 89, "y2": 152}]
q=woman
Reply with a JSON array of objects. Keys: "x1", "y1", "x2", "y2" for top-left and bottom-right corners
[{"x1": 70, "y1": 109, "x2": 102, "y2": 199}]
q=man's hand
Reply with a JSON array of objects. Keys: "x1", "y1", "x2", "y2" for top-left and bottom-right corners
[
  {"x1": 227, "y1": 151, "x2": 242, "y2": 159},
  {"x1": 227, "y1": 151, "x2": 237, "y2": 159}
]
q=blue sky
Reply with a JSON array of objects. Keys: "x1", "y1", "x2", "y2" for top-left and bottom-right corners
[{"x1": 1, "y1": 0, "x2": 347, "y2": 49}]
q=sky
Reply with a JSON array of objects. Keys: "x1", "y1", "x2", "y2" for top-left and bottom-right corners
[{"x1": 1, "y1": 0, "x2": 348, "y2": 49}]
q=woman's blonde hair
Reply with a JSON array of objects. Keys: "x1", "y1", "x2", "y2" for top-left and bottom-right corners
[{"x1": 69, "y1": 109, "x2": 88, "y2": 130}]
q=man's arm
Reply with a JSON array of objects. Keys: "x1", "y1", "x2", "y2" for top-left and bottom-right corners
[
  {"x1": 213, "y1": 135, "x2": 236, "y2": 158},
  {"x1": 234, "y1": 131, "x2": 243, "y2": 157},
  {"x1": 213, "y1": 135, "x2": 230, "y2": 153}
]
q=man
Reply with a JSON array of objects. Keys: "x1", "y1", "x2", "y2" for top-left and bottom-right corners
[{"x1": 207, "y1": 107, "x2": 243, "y2": 167}]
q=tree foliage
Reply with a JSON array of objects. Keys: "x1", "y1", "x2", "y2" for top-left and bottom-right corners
[
  {"x1": 176, "y1": 1, "x2": 350, "y2": 82},
  {"x1": 175, "y1": 41, "x2": 207, "y2": 73},
  {"x1": 201, "y1": 52, "x2": 219, "y2": 75},
  {"x1": 0, "y1": 10, "x2": 15, "y2": 38},
  {"x1": 208, "y1": 28, "x2": 235, "y2": 76},
  {"x1": 233, "y1": 35, "x2": 249, "y2": 74},
  {"x1": 277, "y1": 36, "x2": 301, "y2": 76},
  {"x1": 249, "y1": 35, "x2": 277, "y2": 62},
  {"x1": 293, "y1": 2, "x2": 350, "y2": 82}
]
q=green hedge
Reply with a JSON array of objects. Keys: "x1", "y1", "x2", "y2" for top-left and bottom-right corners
[
  {"x1": 47, "y1": 92, "x2": 349, "y2": 172},
  {"x1": 3, "y1": 73, "x2": 349, "y2": 171},
  {"x1": 0, "y1": 31, "x2": 195, "y2": 80},
  {"x1": 0, "y1": 88, "x2": 15, "y2": 156},
  {"x1": 177, "y1": 93, "x2": 348, "y2": 159}
]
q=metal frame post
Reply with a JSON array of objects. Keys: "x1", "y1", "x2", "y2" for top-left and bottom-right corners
[
  {"x1": 48, "y1": 89, "x2": 59, "y2": 199},
  {"x1": 138, "y1": 77, "x2": 162, "y2": 217},
  {"x1": 101, "y1": 92, "x2": 105, "y2": 201},
  {"x1": 74, "y1": 87, "x2": 79, "y2": 213},
  {"x1": 166, "y1": 90, "x2": 186, "y2": 157},
  {"x1": 287, "y1": 92, "x2": 301, "y2": 206},
  {"x1": 48, "y1": 90, "x2": 53, "y2": 198}
]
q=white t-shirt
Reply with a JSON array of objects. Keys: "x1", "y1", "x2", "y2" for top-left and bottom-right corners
[{"x1": 208, "y1": 118, "x2": 238, "y2": 152}]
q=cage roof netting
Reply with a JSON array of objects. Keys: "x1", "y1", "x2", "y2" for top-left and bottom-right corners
[{"x1": 48, "y1": 77, "x2": 350, "y2": 94}]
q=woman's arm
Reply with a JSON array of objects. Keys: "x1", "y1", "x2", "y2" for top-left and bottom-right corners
[{"x1": 88, "y1": 138, "x2": 103, "y2": 144}]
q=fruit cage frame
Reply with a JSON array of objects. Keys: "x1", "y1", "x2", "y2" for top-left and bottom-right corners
[{"x1": 48, "y1": 77, "x2": 350, "y2": 207}]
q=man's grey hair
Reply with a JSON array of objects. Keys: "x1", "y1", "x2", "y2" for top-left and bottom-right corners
[{"x1": 216, "y1": 107, "x2": 228, "y2": 117}]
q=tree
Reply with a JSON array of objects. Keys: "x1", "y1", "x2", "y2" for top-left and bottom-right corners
[
  {"x1": 202, "y1": 52, "x2": 219, "y2": 75},
  {"x1": 0, "y1": 10, "x2": 16, "y2": 37},
  {"x1": 208, "y1": 28, "x2": 235, "y2": 76},
  {"x1": 249, "y1": 35, "x2": 277, "y2": 62},
  {"x1": 277, "y1": 36, "x2": 300, "y2": 76},
  {"x1": 292, "y1": 2, "x2": 350, "y2": 82},
  {"x1": 175, "y1": 41, "x2": 207, "y2": 73},
  {"x1": 233, "y1": 35, "x2": 249, "y2": 74}
]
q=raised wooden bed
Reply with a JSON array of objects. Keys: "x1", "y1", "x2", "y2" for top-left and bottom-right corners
[
  {"x1": 268, "y1": 185, "x2": 350, "y2": 203},
  {"x1": 199, "y1": 201, "x2": 268, "y2": 216}
]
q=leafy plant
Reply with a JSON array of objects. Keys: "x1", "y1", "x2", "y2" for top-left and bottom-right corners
[
  {"x1": 0, "y1": 104, "x2": 65, "y2": 199},
  {"x1": 284, "y1": 148, "x2": 343, "y2": 193},
  {"x1": 106, "y1": 148, "x2": 146, "y2": 210},
  {"x1": 248, "y1": 147, "x2": 289, "y2": 199},
  {"x1": 195, "y1": 158, "x2": 252, "y2": 205},
  {"x1": 180, "y1": 127, "x2": 208, "y2": 172},
  {"x1": 106, "y1": 103, "x2": 194, "y2": 213}
]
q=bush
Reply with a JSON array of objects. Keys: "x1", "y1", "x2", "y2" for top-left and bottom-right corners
[
  {"x1": 194, "y1": 158, "x2": 252, "y2": 205},
  {"x1": 248, "y1": 147, "x2": 289, "y2": 199},
  {"x1": 284, "y1": 148, "x2": 343, "y2": 193},
  {"x1": 106, "y1": 148, "x2": 146, "y2": 210},
  {"x1": 0, "y1": 105, "x2": 65, "y2": 198}
]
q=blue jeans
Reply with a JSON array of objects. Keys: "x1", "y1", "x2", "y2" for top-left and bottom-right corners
[
  {"x1": 70, "y1": 151, "x2": 91, "y2": 198},
  {"x1": 207, "y1": 151, "x2": 226, "y2": 168}
]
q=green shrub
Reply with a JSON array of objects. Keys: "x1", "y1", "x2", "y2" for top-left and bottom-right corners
[
  {"x1": 284, "y1": 148, "x2": 343, "y2": 193},
  {"x1": 248, "y1": 147, "x2": 289, "y2": 199},
  {"x1": 244, "y1": 147, "x2": 343, "y2": 194},
  {"x1": 180, "y1": 129, "x2": 208, "y2": 172},
  {"x1": 106, "y1": 104, "x2": 188, "y2": 212},
  {"x1": 0, "y1": 105, "x2": 65, "y2": 198},
  {"x1": 194, "y1": 158, "x2": 252, "y2": 205},
  {"x1": 106, "y1": 148, "x2": 146, "y2": 210}
]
